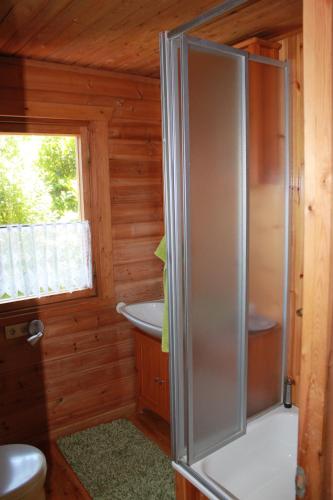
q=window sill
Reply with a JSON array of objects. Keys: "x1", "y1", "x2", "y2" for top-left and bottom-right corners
[{"x1": 0, "y1": 286, "x2": 110, "y2": 322}]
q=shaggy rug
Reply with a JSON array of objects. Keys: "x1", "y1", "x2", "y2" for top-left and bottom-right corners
[{"x1": 57, "y1": 419, "x2": 175, "y2": 500}]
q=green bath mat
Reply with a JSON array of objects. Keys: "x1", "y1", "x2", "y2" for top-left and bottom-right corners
[{"x1": 57, "y1": 419, "x2": 175, "y2": 500}]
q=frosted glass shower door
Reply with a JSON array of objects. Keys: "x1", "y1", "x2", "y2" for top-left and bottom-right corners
[
  {"x1": 247, "y1": 59, "x2": 289, "y2": 417},
  {"x1": 161, "y1": 31, "x2": 290, "y2": 475},
  {"x1": 181, "y1": 38, "x2": 248, "y2": 463}
]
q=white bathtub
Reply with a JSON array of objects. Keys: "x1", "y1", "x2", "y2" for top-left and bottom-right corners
[{"x1": 174, "y1": 406, "x2": 298, "y2": 500}]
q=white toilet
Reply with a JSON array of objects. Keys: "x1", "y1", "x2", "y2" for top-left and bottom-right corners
[{"x1": 0, "y1": 444, "x2": 47, "y2": 499}]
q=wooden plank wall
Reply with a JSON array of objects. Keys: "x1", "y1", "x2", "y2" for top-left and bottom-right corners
[
  {"x1": 299, "y1": 0, "x2": 333, "y2": 497},
  {"x1": 109, "y1": 125, "x2": 164, "y2": 304},
  {"x1": 0, "y1": 57, "x2": 163, "y2": 444}
]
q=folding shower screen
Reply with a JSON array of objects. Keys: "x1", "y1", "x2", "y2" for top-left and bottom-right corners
[{"x1": 160, "y1": 33, "x2": 289, "y2": 466}]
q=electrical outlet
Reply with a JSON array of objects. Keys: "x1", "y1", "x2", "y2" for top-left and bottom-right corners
[{"x1": 5, "y1": 322, "x2": 28, "y2": 340}]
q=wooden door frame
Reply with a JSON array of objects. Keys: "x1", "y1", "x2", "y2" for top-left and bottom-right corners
[{"x1": 298, "y1": 0, "x2": 333, "y2": 497}]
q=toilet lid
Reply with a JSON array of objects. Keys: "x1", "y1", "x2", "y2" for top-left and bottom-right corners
[{"x1": 0, "y1": 444, "x2": 47, "y2": 497}]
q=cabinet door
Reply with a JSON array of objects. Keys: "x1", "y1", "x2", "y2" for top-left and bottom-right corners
[
  {"x1": 136, "y1": 332, "x2": 161, "y2": 412},
  {"x1": 159, "y1": 351, "x2": 170, "y2": 422},
  {"x1": 247, "y1": 327, "x2": 281, "y2": 417}
]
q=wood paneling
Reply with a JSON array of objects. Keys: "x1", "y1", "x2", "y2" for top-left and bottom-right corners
[
  {"x1": 89, "y1": 120, "x2": 114, "y2": 300},
  {"x1": 110, "y1": 119, "x2": 164, "y2": 306},
  {"x1": 299, "y1": 0, "x2": 333, "y2": 497},
  {"x1": 0, "y1": 57, "x2": 160, "y2": 99},
  {"x1": 0, "y1": 1, "x2": 302, "y2": 77},
  {"x1": 0, "y1": 58, "x2": 163, "y2": 444},
  {"x1": 0, "y1": 57, "x2": 161, "y2": 125},
  {"x1": 175, "y1": 473, "x2": 207, "y2": 500},
  {"x1": 0, "y1": 307, "x2": 136, "y2": 443}
]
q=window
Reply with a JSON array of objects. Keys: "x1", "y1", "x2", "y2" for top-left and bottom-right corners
[{"x1": 0, "y1": 133, "x2": 93, "y2": 304}]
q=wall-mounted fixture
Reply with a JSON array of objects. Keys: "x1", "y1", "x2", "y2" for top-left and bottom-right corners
[
  {"x1": 27, "y1": 320, "x2": 44, "y2": 346},
  {"x1": 4, "y1": 319, "x2": 44, "y2": 346},
  {"x1": 5, "y1": 322, "x2": 29, "y2": 340}
]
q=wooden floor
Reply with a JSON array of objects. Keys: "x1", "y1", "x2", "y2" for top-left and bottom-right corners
[{"x1": 43, "y1": 410, "x2": 171, "y2": 499}]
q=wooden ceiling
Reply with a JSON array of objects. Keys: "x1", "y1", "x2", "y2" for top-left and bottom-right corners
[{"x1": 0, "y1": 0, "x2": 302, "y2": 78}]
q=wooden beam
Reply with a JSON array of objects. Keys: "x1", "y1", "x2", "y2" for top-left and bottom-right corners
[
  {"x1": 89, "y1": 121, "x2": 114, "y2": 300},
  {"x1": 298, "y1": 0, "x2": 333, "y2": 497},
  {"x1": 0, "y1": 56, "x2": 160, "y2": 99}
]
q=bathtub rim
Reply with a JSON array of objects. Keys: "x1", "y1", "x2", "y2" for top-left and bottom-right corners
[
  {"x1": 172, "y1": 404, "x2": 299, "y2": 500},
  {"x1": 173, "y1": 461, "x2": 234, "y2": 500}
]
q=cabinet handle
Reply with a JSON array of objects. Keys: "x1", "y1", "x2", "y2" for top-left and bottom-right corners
[
  {"x1": 154, "y1": 377, "x2": 160, "y2": 383},
  {"x1": 159, "y1": 379, "x2": 166, "y2": 385}
]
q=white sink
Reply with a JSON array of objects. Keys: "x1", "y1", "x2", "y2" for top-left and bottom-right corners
[
  {"x1": 116, "y1": 301, "x2": 163, "y2": 339},
  {"x1": 116, "y1": 300, "x2": 277, "y2": 339}
]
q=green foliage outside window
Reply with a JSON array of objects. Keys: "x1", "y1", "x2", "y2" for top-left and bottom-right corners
[
  {"x1": 0, "y1": 134, "x2": 80, "y2": 225},
  {"x1": 37, "y1": 136, "x2": 79, "y2": 218}
]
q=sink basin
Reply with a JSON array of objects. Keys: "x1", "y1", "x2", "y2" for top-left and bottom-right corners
[
  {"x1": 116, "y1": 301, "x2": 163, "y2": 339},
  {"x1": 248, "y1": 314, "x2": 277, "y2": 332},
  {"x1": 116, "y1": 300, "x2": 277, "y2": 339}
]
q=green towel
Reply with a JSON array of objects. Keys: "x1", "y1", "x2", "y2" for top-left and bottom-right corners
[{"x1": 155, "y1": 236, "x2": 169, "y2": 352}]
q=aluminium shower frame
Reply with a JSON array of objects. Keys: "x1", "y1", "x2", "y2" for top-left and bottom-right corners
[{"x1": 160, "y1": 0, "x2": 291, "y2": 495}]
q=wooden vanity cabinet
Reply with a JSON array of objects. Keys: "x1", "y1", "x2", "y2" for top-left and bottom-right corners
[
  {"x1": 247, "y1": 326, "x2": 282, "y2": 417},
  {"x1": 135, "y1": 331, "x2": 170, "y2": 422}
]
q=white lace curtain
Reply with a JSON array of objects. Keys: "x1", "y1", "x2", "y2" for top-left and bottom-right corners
[{"x1": 0, "y1": 221, "x2": 92, "y2": 302}]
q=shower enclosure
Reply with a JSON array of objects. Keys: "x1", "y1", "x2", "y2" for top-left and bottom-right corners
[{"x1": 160, "y1": 4, "x2": 290, "y2": 498}]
